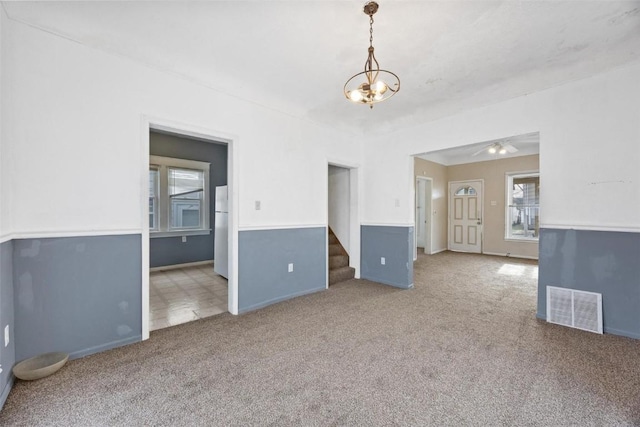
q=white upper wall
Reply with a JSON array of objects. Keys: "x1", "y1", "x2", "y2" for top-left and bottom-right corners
[
  {"x1": 3, "y1": 15, "x2": 640, "y2": 236},
  {"x1": 363, "y1": 62, "x2": 640, "y2": 231},
  {"x1": 2, "y1": 19, "x2": 361, "y2": 236},
  {"x1": 0, "y1": 6, "x2": 7, "y2": 238}
]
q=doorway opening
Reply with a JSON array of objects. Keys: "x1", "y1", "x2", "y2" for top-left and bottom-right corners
[
  {"x1": 141, "y1": 118, "x2": 238, "y2": 340},
  {"x1": 412, "y1": 131, "x2": 540, "y2": 260},
  {"x1": 147, "y1": 130, "x2": 229, "y2": 331},
  {"x1": 415, "y1": 176, "x2": 433, "y2": 259},
  {"x1": 327, "y1": 162, "x2": 360, "y2": 286}
]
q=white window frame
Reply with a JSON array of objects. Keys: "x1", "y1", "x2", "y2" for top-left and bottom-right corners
[
  {"x1": 505, "y1": 171, "x2": 540, "y2": 242},
  {"x1": 149, "y1": 155, "x2": 211, "y2": 238}
]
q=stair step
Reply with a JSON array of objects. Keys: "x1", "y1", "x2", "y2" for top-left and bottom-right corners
[
  {"x1": 329, "y1": 266, "x2": 355, "y2": 286},
  {"x1": 329, "y1": 254, "x2": 349, "y2": 269},
  {"x1": 328, "y1": 234, "x2": 339, "y2": 244},
  {"x1": 329, "y1": 243, "x2": 343, "y2": 256}
]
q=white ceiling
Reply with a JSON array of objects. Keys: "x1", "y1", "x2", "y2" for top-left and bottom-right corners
[
  {"x1": 416, "y1": 132, "x2": 539, "y2": 166},
  {"x1": 3, "y1": 1, "x2": 640, "y2": 135}
]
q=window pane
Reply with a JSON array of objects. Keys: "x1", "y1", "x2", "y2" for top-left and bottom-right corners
[
  {"x1": 171, "y1": 200, "x2": 201, "y2": 229},
  {"x1": 512, "y1": 177, "x2": 539, "y2": 206},
  {"x1": 149, "y1": 168, "x2": 159, "y2": 230},
  {"x1": 149, "y1": 169, "x2": 158, "y2": 197},
  {"x1": 509, "y1": 206, "x2": 539, "y2": 238},
  {"x1": 455, "y1": 185, "x2": 476, "y2": 195},
  {"x1": 168, "y1": 168, "x2": 204, "y2": 229},
  {"x1": 149, "y1": 198, "x2": 155, "y2": 229},
  {"x1": 169, "y1": 168, "x2": 204, "y2": 199}
]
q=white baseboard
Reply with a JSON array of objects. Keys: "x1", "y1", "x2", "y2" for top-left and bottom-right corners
[
  {"x1": 482, "y1": 251, "x2": 538, "y2": 260},
  {"x1": 150, "y1": 260, "x2": 214, "y2": 272},
  {"x1": 429, "y1": 248, "x2": 447, "y2": 255}
]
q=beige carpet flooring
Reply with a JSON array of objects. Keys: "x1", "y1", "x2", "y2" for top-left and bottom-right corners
[{"x1": 2, "y1": 252, "x2": 639, "y2": 426}]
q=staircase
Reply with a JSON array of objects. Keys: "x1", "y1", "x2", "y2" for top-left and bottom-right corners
[{"x1": 328, "y1": 228, "x2": 355, "y2": 286}]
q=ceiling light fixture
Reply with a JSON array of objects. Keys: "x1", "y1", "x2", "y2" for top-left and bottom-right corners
[
  {"x1": 488, "y1": 143, "x2": 507, "y2": 155},
  {"x1": 344, "y1": 2, "x2": 400, "y2": 108}
]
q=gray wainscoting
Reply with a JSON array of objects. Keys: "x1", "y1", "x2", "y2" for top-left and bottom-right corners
[
  {"x1": 537, "y1": 228, "x2": 640, "y2": 339},
  {"x1": 150, "y1": 131, "x2": 227, "y2": 268},
  {"x1": 238, "y1": 227, "x2": 326, "y2": 313},
  {"x1": 13, "y1": 234, "x2": 142, "y2": 361},
  {"x1": 150, "y1": 234, "x2": 212, "y2": 268},
  {"x1": 361, "y1": 225, "x2": 414, "y2": 289},
  {"x1": 0, "y1": 240, "x2": 15, "y2": 408}
]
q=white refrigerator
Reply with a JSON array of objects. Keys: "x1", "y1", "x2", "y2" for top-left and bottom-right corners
[{"x1": 214, "y1": 185, "x2": 228, "y2": 279}]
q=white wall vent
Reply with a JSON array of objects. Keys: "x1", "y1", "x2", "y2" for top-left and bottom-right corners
[{"x1": 547, "y1": 286, "x2": 603, "y2": 334}]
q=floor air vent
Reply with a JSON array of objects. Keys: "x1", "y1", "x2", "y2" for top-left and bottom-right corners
[{"x1": 547, "y1": 286, "x2": 603, "y2": 334}]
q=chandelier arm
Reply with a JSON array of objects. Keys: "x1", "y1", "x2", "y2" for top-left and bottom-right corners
[
  {"x1": 364, "y1": 54, "x2": 371, "y2": 82},
  {"x1": 370, "y1": 50, "x2": 380, "y2": 83}
]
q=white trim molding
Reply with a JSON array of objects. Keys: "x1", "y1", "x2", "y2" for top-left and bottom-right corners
[
  {"x1": 540, "y1": 224, "x2": 640, "y2": 233},
  {"x1": 238, "y1": 224, "x2": 326, "y2": 231},
  {"x1": 360, "y1": 223, "x2": 415, "y2": 227},
  {"x1": 483, "y1": 251, "x2": 539, "y2": 260},
  {"x1": 327, "y1": 158, "x2": 361, "y2": 170},
  {"x1": 504, "y1": 238, "x2": 539, "y2": 244},
  {"x1": 150, "y1": 260, "x2": 214, "y2": 272},
  {"x1": 2, "y1": 229, "x2": 141, "y2": 242}
]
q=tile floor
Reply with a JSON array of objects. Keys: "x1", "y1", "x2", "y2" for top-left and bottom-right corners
[{"x1": 149, "y1": 264, "x2": 228, "y2": 331}]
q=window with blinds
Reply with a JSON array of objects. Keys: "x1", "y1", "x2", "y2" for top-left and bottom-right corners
[
  {"x1": 149, "y1": 155, "x2": 210, "y2": 236},
  {"x1": 506, "y1": 172, "x2": 539, "y2": 240}
]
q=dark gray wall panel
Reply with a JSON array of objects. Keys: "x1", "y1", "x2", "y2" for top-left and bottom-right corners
[
  {"x1": 13, "y1": 235, "x2": 142, "y2": 361},
  {"x1": 150, "y1": 131, "x2": 227, "y2": 267},
  {"x1": 537, "y1": 228, "x2": 640, "y2": 338},
  {"x1": 0, "y1": 241, "x2": 15, "y2": 408},
  {"x1": 238, "y1": 227, "x2": 326, "y2": 313},
  {"x1": 361, "y1": 225, "x2": 413, "y2": 289},
  {"x1": 150, "y1": 235, "x2": 213, "y2": 268}
]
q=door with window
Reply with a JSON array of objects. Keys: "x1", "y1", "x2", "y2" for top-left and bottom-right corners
[{"x1": 449, "y1": 180, "x2": 483, "y2": 253}]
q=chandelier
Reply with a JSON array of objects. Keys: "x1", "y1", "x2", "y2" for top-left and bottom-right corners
[{"x1": 344, "y1": 1, "x2": 400, "y2": 108}]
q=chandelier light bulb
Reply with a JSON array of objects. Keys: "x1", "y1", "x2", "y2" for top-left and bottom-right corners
[
  {"x1": 374, "y1": 80, "x2": 388, "y2": 94},
  {"x1": 349, "y1": 90, "x2": 364, "y2": 102},
  {"x1": 488, "y1": 147, "x2": 497, "y2": 154},
  {"x1": 499, "y1": 148, "x2": 507, "y2": 154}
]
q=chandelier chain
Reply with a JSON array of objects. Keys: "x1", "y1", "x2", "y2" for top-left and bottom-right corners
[{"x1": 369, "y1": 16, "x2": 374, "y2": 48}]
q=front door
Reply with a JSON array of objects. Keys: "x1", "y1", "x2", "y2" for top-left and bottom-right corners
[{"x1": 449, "y1": 180, "x2": 483, "y2": 253}]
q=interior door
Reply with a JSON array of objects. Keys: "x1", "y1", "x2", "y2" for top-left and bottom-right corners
[{"x1": 449, "y1": 180, "x2": 483, "y2": 253}]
